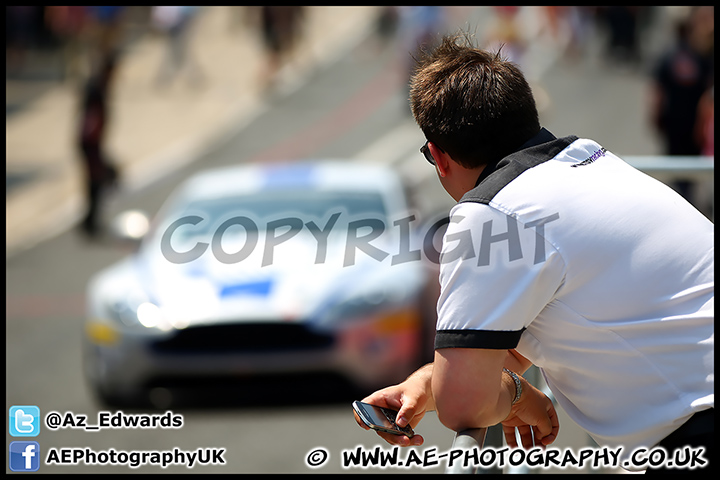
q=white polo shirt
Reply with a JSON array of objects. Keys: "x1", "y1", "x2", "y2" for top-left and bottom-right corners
[{"x1": 434, "y1": 131, "x2": 714, "y2": 455}]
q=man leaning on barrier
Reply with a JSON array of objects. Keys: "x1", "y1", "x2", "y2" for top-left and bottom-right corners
[{"x1": 353, "y1": 33, "x2": 713, "y2": 474}]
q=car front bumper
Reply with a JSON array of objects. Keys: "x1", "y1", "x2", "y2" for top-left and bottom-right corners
[{"x1": 84, "y1": 307, "x2": 425, "y2": 404}]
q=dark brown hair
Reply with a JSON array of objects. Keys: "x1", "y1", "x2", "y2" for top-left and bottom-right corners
[{"x1": 409, "y1": 33, "x2": 540, "y2": 168}]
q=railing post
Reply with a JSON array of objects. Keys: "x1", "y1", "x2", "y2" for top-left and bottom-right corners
[
  {"x1": 445, "y1": 425, "x2": 504, "y2": 474},
  {"x1": 444, "y1": 367, "x2": 547, "y2": 474}
]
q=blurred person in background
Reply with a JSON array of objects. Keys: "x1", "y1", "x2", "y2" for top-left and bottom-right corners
[
  {"x1": 151, "y1": 6, "x2": 204, "y2": 88},
  {"x1": 375, "y1": 6, "x2": 400, "y2": 43},
  {"x1": 354, "y1": 33, "x2": 713, "y2": 474},
  {"x1": 693, "y1": 83, "x2": 715, "y2": 219},
  {"x1": 77, "y1": 50, "x2": 121, "y2": 238},
  {"x1": 538, "y1": 6, "x2": 594, "y2": 61},
  {"x1": 45, "y1": 6, "x2": 90, "y2": 85},
  {"x1": 85, "y1": 6, "x2": 126, "y2": 61},
  {"x1": 649, "y1": 6, "x2": 714, "y2": 201},
  {"x1": 695, "y1": 85, "x2": 714, "y2": 158},
  {"x1": 6, "y1": 6, "x2": 39, "y2": 72},
  {"x1": 397, "y1": 6, "x2": 445, "y2": 111},
  {"x1": 255, "y1": 6, "x2": 305, "y2": 91},
  {"x1": 483, "y1": 6, "x2": 526, "y2": 66},
  {"x1": 597, "y1": 6, "x2": 646, "y2": 65},
  {"x1": 398, "y1": 6, "x2": 445, "y2": 56}
]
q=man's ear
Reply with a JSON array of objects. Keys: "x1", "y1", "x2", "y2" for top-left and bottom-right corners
[{"x1": 429, "y1": 142, "x2": 450, "y2": 177}]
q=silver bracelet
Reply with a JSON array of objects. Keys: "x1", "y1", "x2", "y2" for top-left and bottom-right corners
[{"x1": 503, "y1": 368, "x2": 522, "y2": 405}]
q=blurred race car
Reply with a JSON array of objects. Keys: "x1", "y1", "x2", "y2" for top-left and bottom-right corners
[{"x1": 83, "y1": 161, "x2": 437, "y2": 407}]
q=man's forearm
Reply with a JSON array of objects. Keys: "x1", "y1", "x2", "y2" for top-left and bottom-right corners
[
  {"x1": 409, "y1": 350, "x2": 529, "y2": 417},
  {"x1": 405, "y1": 362, "x2": 436, "y2": 411},
  {"x1": 432, "y1": 348, "x2": 518, "y2": 432},
  {"x1": 506, "y1": 349, "x2": 533, "y2": 374}
]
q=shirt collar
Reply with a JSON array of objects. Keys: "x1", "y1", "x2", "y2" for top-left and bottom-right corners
[{"x1": 474, "y1": 127, "x2": 556, "y2": 187}]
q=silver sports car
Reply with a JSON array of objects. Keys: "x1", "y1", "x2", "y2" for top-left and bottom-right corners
[{"x1": 83, "y1": 161, "x2": 438, "y2": 407}]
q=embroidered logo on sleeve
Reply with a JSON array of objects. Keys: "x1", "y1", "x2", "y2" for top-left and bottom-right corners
[{"x1": 571, "y1": 147, "x2": 607, "y2": 167}]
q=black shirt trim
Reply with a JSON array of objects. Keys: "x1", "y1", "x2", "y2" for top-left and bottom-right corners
[
  {"x1": 466, "y1": 129, "x2": 577, "y2": 205},
  {"x1": 435, "y1": 129, "x2": 573, "y2": 352},
  {"x1": 435, "y1": 328, "x2": 526, "y2": 350},
  {"x1": 473, "y1": 127, "x2": 558, "y2": 188}
]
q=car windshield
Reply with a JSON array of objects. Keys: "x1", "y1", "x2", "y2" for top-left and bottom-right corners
[{"x1": 160, "y1": 189, "x2": 387, "y2": 241}]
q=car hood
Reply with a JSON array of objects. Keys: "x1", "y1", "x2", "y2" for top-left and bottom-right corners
[{"x1": 91, "y1": 229, "x2": 426, "y2": 329}]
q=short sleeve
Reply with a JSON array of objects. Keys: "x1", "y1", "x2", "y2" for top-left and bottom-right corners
[{"x1": 435, "y1": 202, "x2": 566, "y2": 350}]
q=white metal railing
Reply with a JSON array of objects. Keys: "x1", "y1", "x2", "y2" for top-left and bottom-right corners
[
  {"x1": 625, "y1": 154, "x2": 713, "y2": 171},
  {"x1": 626, "y1": 156, "x2": 714, "y2": 221},
  {"x1": 446, "y1": 427, "x2": 490, "y2": 474},
  {"x1": 624, "y1": 155, "x2": 714, "y2": 182},
  {"x1": 446, "y1": 425, "x2": 505, "y2": 474}
]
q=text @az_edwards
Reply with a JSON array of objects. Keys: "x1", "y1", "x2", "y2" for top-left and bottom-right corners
[{"x1": 45, "y1": 410, "x2": 183, "y2": 431}]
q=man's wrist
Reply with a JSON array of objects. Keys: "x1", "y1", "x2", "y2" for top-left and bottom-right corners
[{"x1": 503, "y1": 368, "x2": 522, "y2": 405}]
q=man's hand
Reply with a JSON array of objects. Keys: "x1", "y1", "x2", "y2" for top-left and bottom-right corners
[
  {"x1": 353, "y1": 364, "x2": 434, "y2": 446},
  {"x1": 501, "y1": 375, "x2": 559, "y2": 449}
]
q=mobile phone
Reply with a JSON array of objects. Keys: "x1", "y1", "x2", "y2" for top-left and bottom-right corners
[{"x1": 352, "y1": 400, "x2": 414, "y2": 437}]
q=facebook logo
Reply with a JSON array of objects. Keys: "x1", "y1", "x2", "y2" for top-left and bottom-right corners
[
  {"x1": 9, "y1": 441, "x2": 41, "y2": 472},
  {"x1": 9, "y1": 406, "x2": 40, "y2": 436}
]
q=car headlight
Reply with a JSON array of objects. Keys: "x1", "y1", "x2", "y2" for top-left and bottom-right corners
[
  {"x1": 105, "y1": 291, "x2": 175, "y2": 332},
  {"x1": 135, "y1": 302, "x2": 171, "y2": 330},
  {"x1": 86, "y1": 297, "x2": 178, "y2": 346}
]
